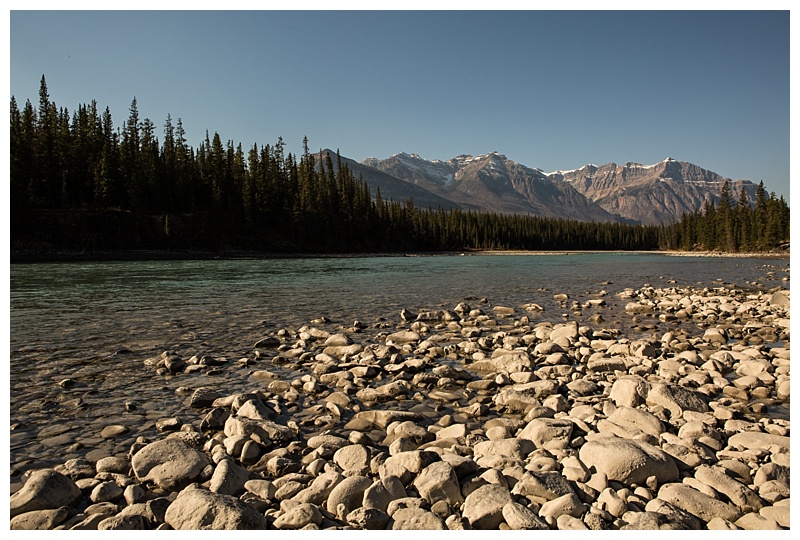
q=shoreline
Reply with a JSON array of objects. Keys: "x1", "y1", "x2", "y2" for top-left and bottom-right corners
[
  {"x1": 10, "y1": 270, "x2": 791, "y2": 529},
  {"x1": 10, "y1": 279, "x2": 790, "y2": 530},
  {"x1": 9, "y1": 248, "x2": 790, "y2": 264}
]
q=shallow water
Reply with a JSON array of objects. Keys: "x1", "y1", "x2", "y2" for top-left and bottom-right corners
[{"x1": 9, "y1": 252, "x2": 789, "y2": 473}]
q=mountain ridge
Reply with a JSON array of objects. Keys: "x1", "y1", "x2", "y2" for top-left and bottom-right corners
[{"x1": 354, "y1": 151, "x2": 759, "y2": 225}]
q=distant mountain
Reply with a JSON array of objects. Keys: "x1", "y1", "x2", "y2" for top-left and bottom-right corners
[
  {"x1": 545, "y1": 157, "x2": 759, "y2": 225},
  {"x1": 315, "y1": 150, "x2": 460, "y2": 210},
  {"x1": 361, "y1": 151, "x2": 619, "y2": 222},
  {"x1": 320, "y1": 150, "x2": 761, "y2": 225}
]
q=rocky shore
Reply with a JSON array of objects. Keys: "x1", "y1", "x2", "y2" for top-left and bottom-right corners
[{"x1": 10, "y1": 282, "x2": 790, "y2": 530}]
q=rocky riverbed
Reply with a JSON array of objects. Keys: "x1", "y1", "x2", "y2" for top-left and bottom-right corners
[{"x1": 10, "y1": 281, "x2": 790, "y2": 530}]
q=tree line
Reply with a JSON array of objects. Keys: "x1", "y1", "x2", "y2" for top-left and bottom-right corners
[
  {"x1": 659, "y1": 180, "x2": 790, "y2": 252},
  {"x1": 9, "y1": 76, "x2": 788, "y2": 254}
]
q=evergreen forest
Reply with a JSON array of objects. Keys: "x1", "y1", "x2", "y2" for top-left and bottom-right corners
[{"x1": 9, "y1": 77, "x2": 790, "y2": 257}]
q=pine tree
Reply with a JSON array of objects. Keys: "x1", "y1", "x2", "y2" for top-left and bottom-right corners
[
  {"x1": 716, "y1": 180, "x2": 734, "y2": 251},
  {"x1": 35, "y1": 75, "x2": 61, "y2": 206},
  {"x1": 9, "y1": 76, "x2": 786, "y2": 255},
  {"x1": 120, "y1": 97, "x2": 142, "y2": 210},
  {"x1": 736, "y1": 186, "x2": 751, "y2": 250},
  {"x1": 9, "y1": 96, "x2": 28, "y2": 213}
]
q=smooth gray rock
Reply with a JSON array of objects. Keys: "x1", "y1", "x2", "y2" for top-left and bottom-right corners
[
  {"x1": 235, "y1": 398, "x2": 276, "y2": 421},
  {"x1": 390, "y1": 507, "x2": 446, "y2": 530},
  {"x1": 512, "y1": 471, "x2": 575, "y2": 501},
  {"x1": 734, "y1": 512, "x2": 782, "y2": 530},
  {"x1": 538, "y1": 493, "x2": 586, "y2": 520},
  {"x1": 123, "y1": 484, "x2": 147, "y2": 505},
  {"x1": 556, "y1": 514, "x2": 589, "y2": 530},
  {"x1": 754, "y1": 462, "x2": 790, "y2": 488},
  {"x1": 292, "y1": 470, "x2": 342, "y2": 505},
  {"x1": 609, "y1": 376, "x2": 649, "y2": 408},
  {"x1": 657, "y1": 483, "x2": 743, "y2": 523},
  {"x1": 346, "y1": 506, "x2": 391, "y2": 529},
  {"x1": 209, "y1": 458, "x2": 251, "y2": 496},
  {"x1": 362, "y1": 476, "x2": 407, "y2": 512},
  {"x1": 413, "y1": 460, "x2": 463, "y2": 505},
  {"x1": 579, "y1": 437, "x2": 679, "y2": 486},
  {"x1": 223, "y1": 415, "x2": 294, "y2": 447},
  {"x1": 502, "y1": 501, "x2": 549, "y2": 530},
  {"x1": 473, "y1": 438, "x2": 535, "y2": 460},
  {"x1": 645, "y1": 382, "x2": 709, "y2": 419},
  {"x1": 517, "y1": 417, "x2": 574, "y2": 450},
  {"x1": 642, "y1": 498, "x2": 706, "y2": 530},
  {"x1": 333, "y1": 444, "x2": 371, "y2": 474},
  {"x1": 325, "y1": 475, "x2": 372, "y2": 518},
  {"x1": 694, "y1": 465, "x2": 764, "y2": 513},
  {"x1": 768, "y1": 291, "x2": 790, "y2": 307},
  {"x1": 487, "y1": 349, "x2": 534, "y2": 373},
  {"x1": 55, "y1": 458, "x2": 96, "y2": 480},
  {"x1": 494, "y1": 381, "x2": 561, "y2": 412},
  {"x1": 462, "y1": 483, "x2": 514, "y2": 529},
  {"x1": 307, "y1": 433, "x2": 350, "y2": 452},
  {"x1": 728, "y1": 431, "x2": 790, "y2": 453},
  {"x1": 95, "y1": 456, "x2": 131, "y2": 474},
  {"x1": 605, "y1": 406, "x2": 664, "y2": 438},
  {"x1": 10, "y1": 469, "x2": 82, "y2": 518},
  {"x1": 90, "y1": 481, "x2": 124, "y2": 503},
  {"x1": 381, "y1": 450, "x2": 440, "y2": 484},
  {"x1": 116, "y1": 500, "x2": 163, "y2": 525},
  {"x1": 345, "y1": 410, "x2": 422, "y2": 430},
  {"x1": 97, "y1": 514, "x2": 149, "y2": 530},
  {"x1": 272, "y1": 503, "x2": 323, "y2": 529},
  {"x1": 10, "y1": 507, "x2": 70, "y2": 530},
  {"x1": 164, "y1": 484, "x2": 267, "y2": 530},
  {"x1": 244, "y1": 479, "x2": 276, "y2": 500},
  {"x1": 620, "y1": 510, "x2": 692, "y2": 530},
  {"x1": 759, "y1": 505, "x2": 790, "y2": 528},
  {"x1": 131, "y1": 438, "x2": 210, "y2": 491},
  {"x1": 386, "y1": 496, "x2": 427, "y2": 517},
  {"x1": 386, "y1": 330, "x2": 420, "y2": 344}
]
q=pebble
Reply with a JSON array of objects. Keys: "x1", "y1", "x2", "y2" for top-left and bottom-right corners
[{"x1": 9, "y1": 282, "x2": 790, "y2": 530}]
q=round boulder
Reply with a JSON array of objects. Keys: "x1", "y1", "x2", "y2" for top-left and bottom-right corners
[
  {"x1": 164, "y1": 484, "x2": 267, "y2": 529},
  {"x1": 10, "y1": 469, "x2": 82, "y2": 518},
  {"x1": 579, "y1": 437, "x2": 679, "y2": 486},
  {"x1": 131, "y1": 438, "x2": 210, "y2": 491},
  {"x1": 461, "y1": 483, "x2": 514, "y2": 529}
]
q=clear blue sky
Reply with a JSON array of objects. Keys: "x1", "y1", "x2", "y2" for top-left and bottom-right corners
[{"x1": 8, "y1": 7, "x2": 792, "y2": 203}]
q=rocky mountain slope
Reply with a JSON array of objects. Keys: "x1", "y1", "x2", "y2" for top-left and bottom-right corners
[
  {"x1": 362, "y1": 152, "x2": 619, "y2": 222},
  {"x1": 546, "y1": 158, "x2": 759, "y2": 225},
  {"x1": 316, "y1": 151, "x2": 460, "y2": 211},
  {"x1": 323, "y1": 150, "x2": 760, "y2": 225}
]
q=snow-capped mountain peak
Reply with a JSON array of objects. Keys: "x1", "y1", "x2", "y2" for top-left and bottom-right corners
[{"x1": 359, "y1": 151, "x2": 758, "y2": 226}]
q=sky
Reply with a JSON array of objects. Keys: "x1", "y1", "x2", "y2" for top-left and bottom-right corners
[{"x1": 6, "y1": 3, "x2": 793, "y2": 204}]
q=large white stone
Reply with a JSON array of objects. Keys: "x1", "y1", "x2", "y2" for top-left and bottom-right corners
[
  {"x1": 579, "y1": 437, "x2": 679, "y2": 486},
  {"x1": 461, "y1": 483, "x2": 514, "y2": 529},
  {"x1": 10, "y1": 469, "x2": 82, "y2": 518},
  {"x1": 164, "y1": 484, "x2": 267, "y2": 529},
  {"x1": 131, "y1": 438, "x2": 210, "y2": 491},
  {"x1": 413, "y1": 461, "x2": 463, "y2": 505}
]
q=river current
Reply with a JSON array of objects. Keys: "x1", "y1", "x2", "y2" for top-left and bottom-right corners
[{"x1": 8, "y1": 252, "x2": 789, "y2": 473}]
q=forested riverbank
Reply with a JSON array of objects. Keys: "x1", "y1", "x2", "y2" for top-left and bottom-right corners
[{"x1": 10, "y1": 77, "x2": 789, "y2": 257}]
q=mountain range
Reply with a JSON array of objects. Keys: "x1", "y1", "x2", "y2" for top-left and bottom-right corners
[{"x1": 318, "y1": 150, "x2": 759, "y2": 225}]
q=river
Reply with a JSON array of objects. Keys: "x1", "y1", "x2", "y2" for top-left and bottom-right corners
[{"x1": 8, "y1": 252, "x2": 789, "y2": 473}]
